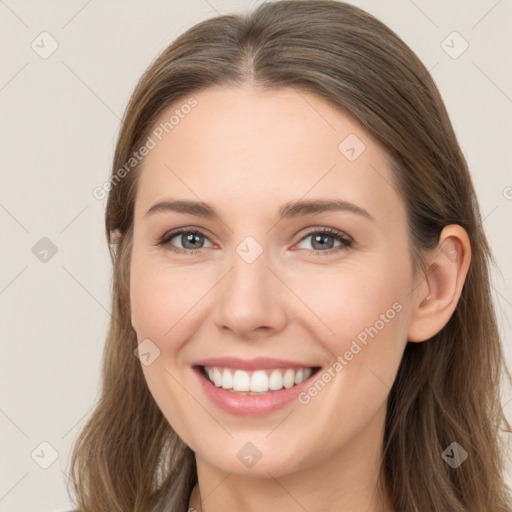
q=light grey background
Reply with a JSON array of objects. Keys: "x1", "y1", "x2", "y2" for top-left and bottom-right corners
[{"x1": 0, "y1": 1, "x2": 511, "y2": 510}]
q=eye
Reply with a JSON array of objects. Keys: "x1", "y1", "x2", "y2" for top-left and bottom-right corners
[
  {"x1": 157, "y1": 226, "x2": 353, "y2": 256},
  {"x1": 158, "y1": 228, "x2": 213, "y2": 254},
  {"x1": 295, "y1": 227, "x2": 352, "y2": 254}
]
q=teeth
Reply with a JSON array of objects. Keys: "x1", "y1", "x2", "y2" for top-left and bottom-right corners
[
  {"x1": 250, "y1": 370, "x2": 268, "y2": 392},
  {"x1": 233, "y1": 370, "x2": 250, "y2": 391},
  {"x1": 204, "y1": 366, "x2": 315, "y2": 393},
  {"x1": 269, "y1": 369, "x2": 283, "y2": 390},
  {"x1": 213, "y1": 368, "x2": 223, "y2": 387},
  {"x1": 221, "y1": 369, "x2": 233, "y2": 389},
  {"x1": 283, "y1": 369, "x2": 295, "y2": 389}
]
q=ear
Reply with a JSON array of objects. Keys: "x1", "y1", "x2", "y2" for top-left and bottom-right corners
[
  {"x1": 407, "y1": 224, "x2": 471, "y2": 343},
  {"x1": 110, "y1": 228, "x2": 122, "y2": 245},
  {"x1": 110, "y1": 228, "x2": 137, "y2": 332}
]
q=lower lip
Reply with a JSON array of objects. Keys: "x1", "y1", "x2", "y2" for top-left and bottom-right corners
[{"x1": 193, "y1": 366, "x2": 319, "y2": 417}]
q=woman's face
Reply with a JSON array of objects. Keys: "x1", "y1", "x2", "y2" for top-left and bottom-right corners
[{"x1": 129, "y1": 85, "x2": 418, "y2": 477}]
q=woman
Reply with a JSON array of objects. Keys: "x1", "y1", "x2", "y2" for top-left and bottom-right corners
[{"x1": 68, "y1": 1, "x2": 512, "y2": 511}]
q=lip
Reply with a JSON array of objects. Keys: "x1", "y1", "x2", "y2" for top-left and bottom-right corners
[
  {"x1": 192, "y1": 363, "x2": 321, "y2": 417},
  {"x1": 192, "y1": 356, "x2": 318, "y2": 371}
]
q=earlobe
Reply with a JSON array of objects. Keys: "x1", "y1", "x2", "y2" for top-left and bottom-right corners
[
  {"x1": 110, "y1": 229, "x2": 122, "y2": 245},
  {"x1": 407, "y1": 225, "x2": 471, "y2": 343},
  {"x1": 109, "y1": 228, "x2": 136, "y2": 331}
]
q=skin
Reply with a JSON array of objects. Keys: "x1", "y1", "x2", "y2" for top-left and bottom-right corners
[{"x1": 127, "y1": 85, "x2": 471, "y2": 512}]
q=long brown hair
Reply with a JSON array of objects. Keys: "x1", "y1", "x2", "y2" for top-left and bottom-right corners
[{"x1": 68, "y1": 1, "x2": 512, "y2": 510}]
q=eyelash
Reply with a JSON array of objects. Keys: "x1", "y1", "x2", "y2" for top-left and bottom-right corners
[{"x1": 157, "y1": 227, "x2": 353, "y2": 256}]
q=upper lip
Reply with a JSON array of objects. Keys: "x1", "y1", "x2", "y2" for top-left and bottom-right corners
[{"x1": 192, "y1": 357, "x2": 320, "y2": 371}]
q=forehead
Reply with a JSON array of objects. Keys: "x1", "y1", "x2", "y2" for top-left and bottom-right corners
[{"x1": 134, "y1": 85, "x2": 403, "y2": 224}]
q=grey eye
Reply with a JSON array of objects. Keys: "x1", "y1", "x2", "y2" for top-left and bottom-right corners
[
  {"x1": 164, "y1": 230, "x2": 213, "y2": 251},
  {"x1": 297, "y1": 232, "x2": 343, "y2": 251}
]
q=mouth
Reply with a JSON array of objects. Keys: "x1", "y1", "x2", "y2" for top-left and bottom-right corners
[
  {"x1": 191, "y1": 356, "x2": 323, "y2": 416},
  {"x1": 195, "y1": 365, "x2": 322, "y2": 395}
]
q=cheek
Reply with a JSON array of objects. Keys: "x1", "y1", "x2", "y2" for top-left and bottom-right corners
[
  {"x1": 284, "y1": 260, "x2": 411, "y2": 448},
  {"x1": 130, "y1": 252, "x2": 206, "y2": 340},
  {"x1": 289, "y1": 252, "x2": 412, "y2": 372},
  {"x1": 129, "y1": 252, "x2": 208, "y2": 442}
]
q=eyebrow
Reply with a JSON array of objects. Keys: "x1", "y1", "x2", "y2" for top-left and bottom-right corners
[{"x1": 144, "y1": 198, "x2": 374, "y2": 222}]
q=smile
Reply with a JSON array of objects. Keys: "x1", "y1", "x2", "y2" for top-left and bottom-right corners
[
  {"x1": 202, "y1": 366, "x2": 315, "y2": 394},
  {"x1": 193, "y1": 360, "x2": 322, "y2": 416}
]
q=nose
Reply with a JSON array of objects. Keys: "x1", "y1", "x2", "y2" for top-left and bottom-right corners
[{"x1": 213, "y1": 246, "x2": 289, "y2": 340}]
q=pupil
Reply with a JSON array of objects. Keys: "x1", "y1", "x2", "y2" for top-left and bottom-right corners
[
  {"x1": 313, "y1": 234, "x2": 333, "y2": 250},
  {"x1": 184, "y1": 233, "x2": 202, "y2": 249}
]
